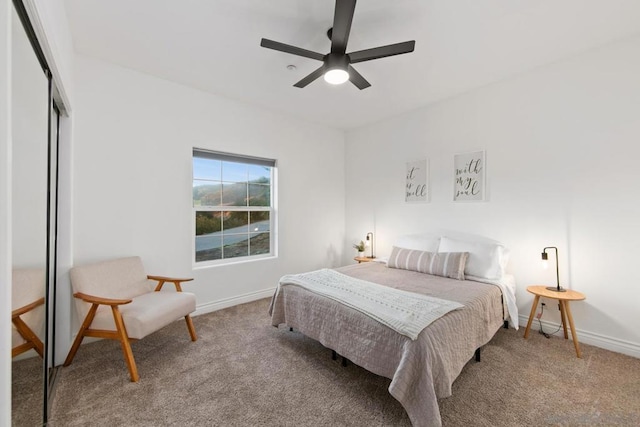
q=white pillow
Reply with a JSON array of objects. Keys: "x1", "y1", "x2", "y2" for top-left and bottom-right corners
[
  {"x1": 392, "y1": 233, "x2": 441, "y2": 253},
  {"x1": 438, "y1": 236, "x2": 507, "y2": 280}
]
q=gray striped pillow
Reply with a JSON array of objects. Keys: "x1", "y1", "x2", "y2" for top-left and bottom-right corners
[{"x1": 387, "y1": 246, "x2": 468, "y2": 280}]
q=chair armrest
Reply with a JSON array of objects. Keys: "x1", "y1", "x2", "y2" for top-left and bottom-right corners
[
  {"x1": 73, "y1": 292, "x2": 132, "y2": 306},
  {"x1": 12, "y1": 297, "x2": 45, "y2": 318},
  {"x1": 147, "y1": 275, "x2": 193, "y2": 283},
  {"x1": 147, "y1": 275, "x2": 193, "y2": 292}
]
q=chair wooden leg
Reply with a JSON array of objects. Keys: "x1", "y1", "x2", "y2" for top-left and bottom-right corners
[
  {"x1": 64, "y1": 303, "x2": 99, "y2": 366},
  {"x1": 185, "y1": 315, "x2": 197, "y2": 341},
  {"x1": 12, "y1": 342, "x2": 41, "y2": 358},
  {"x1": 12, "y1": 317, "x2": 44, "y2": 357},
  {"x1": 111, "y1": 306, "x2": 139, "y2": 382}
]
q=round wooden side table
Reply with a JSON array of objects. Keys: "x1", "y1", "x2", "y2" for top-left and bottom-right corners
[{"x1": 523, "y1": 285, "x2": 586, "y2": 358}]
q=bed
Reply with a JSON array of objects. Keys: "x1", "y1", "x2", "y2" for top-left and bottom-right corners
[{"x1": 269, "y1": 233, "x2": 518, "y2": 427}]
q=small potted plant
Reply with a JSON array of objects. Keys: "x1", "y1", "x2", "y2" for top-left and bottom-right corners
[{"x1": 353, "y1": 240, "x2": 366, "y2": 258}]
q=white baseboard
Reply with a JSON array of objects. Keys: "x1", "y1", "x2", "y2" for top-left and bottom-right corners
[
  {"x1": 193, "y1": 288, "x2": 275, "y2": 317},
  {"x1": 195, "y1": 293, "x2": 640, "y2": 359},
  {"x1": 518, "y1": 315, "x2": 640, "y2": 359},
  {"x1": 63, "y1": 289, "x2": 276, "y2": 350},
  {"x1": 63, "y1": 293, "x2": 639, "y2": 359},
  {"x1": 12, "y1": 349, "x2": 40, "y2": 362}
]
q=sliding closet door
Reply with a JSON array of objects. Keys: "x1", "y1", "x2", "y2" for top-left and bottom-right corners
[
  {"x1": 11, "y1": 1, "x2": 61, "y2": 424},
  {"x1": 10, "y1": 3, "x2": 49, "y2": 425}
]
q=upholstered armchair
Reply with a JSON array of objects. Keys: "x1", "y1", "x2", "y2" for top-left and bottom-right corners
[
  {"x1": 63, "y1": 256, "x2": 197, "y2": 382},
  {"x1": 12, "y1": 268, "x2": 45, "y2": 358}
]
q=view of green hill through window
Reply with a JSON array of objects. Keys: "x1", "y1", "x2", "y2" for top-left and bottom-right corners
[{"x1": 192, "y1": 154, "x2": 273, "y2": 263}]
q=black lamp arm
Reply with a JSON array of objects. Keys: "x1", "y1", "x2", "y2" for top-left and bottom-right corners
[
  {"x1": 542, "y1": 246, "x2": 561, "y2": 291},
  {"x1": 366, "y1": 232, "x2": 375, "y2": 258}
]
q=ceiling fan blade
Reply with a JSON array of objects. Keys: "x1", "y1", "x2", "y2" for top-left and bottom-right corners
[
  {"x1": 293, "y1": 66, "x2": 325, "y2": 88},
  {"x1": 349, "y1": 40, "x2": 416, "y2": 64},
  {"x1": 348, "y1": 65, "x2": 371, "y2": 90},
  {"x1": 330, "y1": 0, "x2": 357, "y2": 54},
  {"x1": 260, "y1": 38, "x2": 324, "y2": 61}
]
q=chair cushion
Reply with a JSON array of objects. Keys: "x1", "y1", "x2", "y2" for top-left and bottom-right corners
[
  {"x1": 90, "y1": 291, "x2": 196, "y2": 339},
  {"x1": 12, "y1": 268, "x2": 45, "y2": 344},
  {"x1": 70, "y1": 256, "x2": 152, "y2": 300},
  {"x1": 12, "y1": 268, "x2": 45, "y2": 310}
]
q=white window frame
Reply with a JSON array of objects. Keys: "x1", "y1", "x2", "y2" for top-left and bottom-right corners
[{"x1": 192, "y1": 148, "x2": 277, "y2": 267}]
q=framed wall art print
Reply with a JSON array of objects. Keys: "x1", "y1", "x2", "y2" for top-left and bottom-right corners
[
  {"x1": 406, "y1": 159, "x2": 428, "y2": 202},
  {"x1": 454, "y1": 150, "x2": 485, "y2": 202}
]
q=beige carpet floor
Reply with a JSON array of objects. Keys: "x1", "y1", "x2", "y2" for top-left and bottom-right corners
[
  {"x1": 35, "y1": 298, "x2": 640, "y2": 426},
  {"x1": 11, "y1": 355, "x2": 44, "y2": 427}
]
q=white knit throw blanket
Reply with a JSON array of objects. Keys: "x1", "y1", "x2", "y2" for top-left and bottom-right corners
[{"x1": 278, "y1": 269, "x2": 463, "y2": 340}]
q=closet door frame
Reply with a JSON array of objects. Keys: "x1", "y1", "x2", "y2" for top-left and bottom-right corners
[{"x1": 12, "y1": 0, "x2": 61, "y2": 423}]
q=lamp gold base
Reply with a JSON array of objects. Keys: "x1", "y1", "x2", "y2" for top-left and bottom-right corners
[{"x1": 546, "y1": 286, "x2": 566, "y2": 292}]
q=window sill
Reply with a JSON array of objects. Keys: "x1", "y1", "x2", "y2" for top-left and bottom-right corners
[{"x1": 193, "y1": 254, "x2": 277, "y2": 270}]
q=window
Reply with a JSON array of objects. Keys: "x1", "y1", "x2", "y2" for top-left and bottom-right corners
[{"x1": 193, "y1": 149, "x2": 276, "y2": 264}]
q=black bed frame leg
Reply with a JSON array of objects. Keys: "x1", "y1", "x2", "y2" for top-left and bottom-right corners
[
  {"x1": 289, "y1": 327, "x2": 293, "y2": 332},
  {"x1": 330, "y1": 349, "x2": 347, "y2": 366},
  {"x1": 475, "y1": 348, "x2": 481, "y2": 362},
  {"x1": 503, "y1": 320, "x2": 509, "y2": 329}
]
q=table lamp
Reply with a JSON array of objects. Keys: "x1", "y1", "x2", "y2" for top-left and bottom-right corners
[
  {"x1": 541, "y1": 246, "x2": 565, "y2": 292},
  {"x1": 365, "y1": 232, "x2": 375, "y2": 259}
]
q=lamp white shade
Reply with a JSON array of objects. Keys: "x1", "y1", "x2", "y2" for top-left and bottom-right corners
[{"x1": 324, "y1": 68, "x2": 349, "y2": 85}]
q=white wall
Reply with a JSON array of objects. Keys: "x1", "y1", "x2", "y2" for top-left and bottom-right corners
[
  {"x1": 71, "y1": 56, "x2": 345, "y2": 320},
  {"x1": 1, "y1": 1, "x2": 13, "y2": 423},
  {"x1": 345, "y1": 35, "x2": 640, "y2": 357}
]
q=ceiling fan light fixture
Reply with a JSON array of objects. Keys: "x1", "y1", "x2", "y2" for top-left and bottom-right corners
[
  {"x1": 324, "y1": 68, "x2": 349, "y2": 85},
  {"x1": 323, "y1": 52, "x2": 350, "y2": 85},
  {"x1": 260, "y1": 2, "x2": 415, "y2": 90}
]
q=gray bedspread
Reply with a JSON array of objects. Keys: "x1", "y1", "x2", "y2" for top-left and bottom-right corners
[{"x1": 269, "y1": 262, "x2": 505, "y2": 427}]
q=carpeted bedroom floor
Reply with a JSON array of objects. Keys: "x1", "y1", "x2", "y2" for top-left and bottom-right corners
[{"x1": 15, "y1": 298, "x2": 640, "y2": 426}]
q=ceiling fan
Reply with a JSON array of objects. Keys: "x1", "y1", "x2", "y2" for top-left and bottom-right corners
[{"x1": 260, "y1": 0, "x2": 415, "y2": 90}]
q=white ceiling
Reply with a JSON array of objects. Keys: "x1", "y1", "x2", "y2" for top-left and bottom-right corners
[{"x1": 63, "y1": 0, "x2": 640, "y2": 130}]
